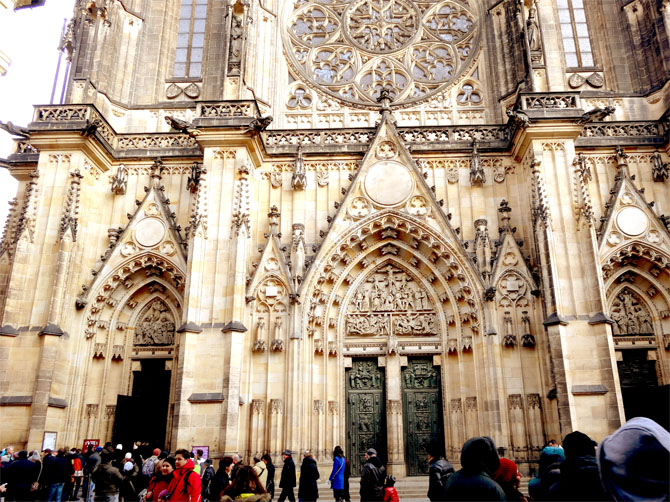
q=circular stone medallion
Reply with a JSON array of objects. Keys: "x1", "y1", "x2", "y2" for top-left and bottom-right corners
[
  {"x1": 616, "y1": 207, "x2": 648, "y2": 236},
  {"x1": 364, "y1": 161, "x2": 413, "y2": 206},
  {"x1": 135, "y1": 218, "x2": 166, "y2": 248}
]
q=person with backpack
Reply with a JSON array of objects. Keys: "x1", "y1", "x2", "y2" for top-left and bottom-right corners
[
  {"x1": 359, "y1": 449, "x2": 385, "y2": 502},
  {"x1": 328, "y1": 447, "x2": 345, "y2": 502},
  {"x1": 253, "y1": 456, "x2": 268, "y2": 490},
  {"x1": 164, "y1": 449, "x2": 201, "y2": 502},
  {"x1": 142, "y1": 448, "x2": 161, "y2": 486},
  {"x1": 427, "y1": 442, "x2": 454, "y2": 502},
  {"x1": 200, "y1": 459, "x2": 215, "y2": 501},
  {"x1": 91, "y1": 452, "x2": 124, "y2": 502}
]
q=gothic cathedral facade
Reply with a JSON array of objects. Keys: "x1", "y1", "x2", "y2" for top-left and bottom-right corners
[{"x1": 1, "y1": 0, "x2": 669, "y2": 476}]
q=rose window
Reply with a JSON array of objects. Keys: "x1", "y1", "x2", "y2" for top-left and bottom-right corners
[{"x1": 284, "y1": 0, "x2": 480, "y2": 108}]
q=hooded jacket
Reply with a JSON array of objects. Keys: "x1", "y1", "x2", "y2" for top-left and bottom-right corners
[
  {"x1": 442, "y1": 437, "x2": 506, "y2": 501},
  {"x1": 547, "y1": 430, "x2": 607, "y2": 501},
  {"x1": 298, "y1": 456, "x2": 320, "y2": 501},
  {"x1": 166, "y1": 459, "x2": 202, "y2": 502},
  {"x1": 597, "y1": 417, "x2": 670, "y2": 501},
  {"x1": 427, "y1": 457, "x2": 454, "y2": 501},
  {"x1": 527, "y1": 446, "x2": 564, "y2": 500}
]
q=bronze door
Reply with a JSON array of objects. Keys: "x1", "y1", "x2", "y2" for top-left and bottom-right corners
[
  {"x1": 402, "y1": 358, "x2": 444, "y2": 476},
  {"x1": 346, "y1": 359, "x2": 386, "y2": 475}
]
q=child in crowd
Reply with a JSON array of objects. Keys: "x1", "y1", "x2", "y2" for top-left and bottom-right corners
[{"x1": 383, "y1": 475, "x2": 399, "y2": 502}]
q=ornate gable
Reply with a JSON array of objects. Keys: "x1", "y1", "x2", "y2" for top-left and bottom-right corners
[
  {"x1": 307, "y1": 103, "x2": 468, "y2": 286},
  {"x1": 599, "y1": 150, "x2": 670, "y2": 261},
  {"x1": 78, "y1": 160, "x2": 187, "y2": 309}
]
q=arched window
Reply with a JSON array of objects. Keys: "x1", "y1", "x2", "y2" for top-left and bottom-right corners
[
  {"x1": 558, "y1": 0, "x2": 594, "y2": 68},
  {"x1": 174, "y1": 0, "x2": 208, "y2": 78}
]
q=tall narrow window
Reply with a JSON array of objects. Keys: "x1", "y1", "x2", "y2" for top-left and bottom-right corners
[
  {"x1": 174, "y1": 0, "x2": 207, "y2": 78},
  {"x1": 558, "y1": 0, "x2": 594, "y2": 68}
]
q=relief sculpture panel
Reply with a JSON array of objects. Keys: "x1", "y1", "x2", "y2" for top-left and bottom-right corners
[
  {"x1": 347, "y1": 264, "x2": 437, "y2": 336},
  {"x1": 610, "y1": 288, "x2": 654, "y2": 336},
  {"x1": 133, "y1": 299, "x2": 175, "y2": 346}
]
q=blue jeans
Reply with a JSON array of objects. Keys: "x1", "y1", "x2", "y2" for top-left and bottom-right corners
[
  {"x1": 83, "y1": 478, "x2": 95, "y2": 502},
  {"x1": 48, "y1": 482, "x2": 64, "y2": 502}
]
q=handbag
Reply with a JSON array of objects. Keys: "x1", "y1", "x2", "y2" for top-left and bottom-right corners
[{"x1": 31, "y1": 460, "x2": 43, "y2": 492}]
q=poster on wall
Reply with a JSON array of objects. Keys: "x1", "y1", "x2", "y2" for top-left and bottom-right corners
[
  {"x1": 42, "y1": 432, "x2": 57, "y2": 452},
  {"x1": 82, "y1": 439, "x2": 100, "y2": 452},
  {"x1": 192, "y1": 446, "x2": 209, "y2": 460}
]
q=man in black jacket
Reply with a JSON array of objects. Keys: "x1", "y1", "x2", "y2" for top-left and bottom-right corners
[
  {"x1": 278, "y1": 450, "x2": 296, "y2": 502},
  {"x1": 427, "y1": 442, "x2": 454, "y2": 502},
  {"x1": 297, "y1": 451, "x2": 319, "y2": 502},
  {"x1": 3, "y1": 450, "x2": 39, "y2": 502},
  {"x1": 359, "y1": 449, "x2": 385, "y2": 502}
]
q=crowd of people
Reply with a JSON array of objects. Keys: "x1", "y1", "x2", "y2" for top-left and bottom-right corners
[{"x1": 0, "y1": 416, "x2": 668, "y2": 502}]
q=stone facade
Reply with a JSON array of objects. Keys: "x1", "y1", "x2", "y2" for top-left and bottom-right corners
[{"x1": 0, "y1": 0, "x2": 669, "y2": 476}]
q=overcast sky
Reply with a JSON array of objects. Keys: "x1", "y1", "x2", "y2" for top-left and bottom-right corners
[{"x1": 0, "y1": 0, "x2": 76, "y2": 229}]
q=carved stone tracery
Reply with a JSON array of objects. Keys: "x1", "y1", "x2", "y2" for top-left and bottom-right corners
[{"x1": 284, "y1": 0, "x2": 480, "y2": 107}]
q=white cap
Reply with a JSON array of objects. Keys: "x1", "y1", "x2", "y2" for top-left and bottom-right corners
[
  {"x1": 125, "y1": 452, "x2": 132, "y2": 459},
  {"x1": 116, "y1": 444, "x2": 123, "y2": 450}
]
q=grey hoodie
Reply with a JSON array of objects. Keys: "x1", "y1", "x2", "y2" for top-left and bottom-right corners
[{"x1": 597, "y1": 417, "x2": 670, "y2": 501}]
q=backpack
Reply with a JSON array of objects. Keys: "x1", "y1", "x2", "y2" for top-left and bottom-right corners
[{"x1": 141, "y1": 458, "x2": 156, "y2": 477}]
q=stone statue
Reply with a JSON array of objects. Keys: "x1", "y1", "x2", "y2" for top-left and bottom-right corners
[
  {"x1": 187, "y1": 162, "x2": 203, "y2": 193},
  {"x1": 526, "y1": 6, "x2": 541, "y2": 52},
  {"x1": 470, "y1": 140, "x2": 485, "y2": 186},
  {"x1": 474, "y1": 219, "x2": 492, "y2": 280},
  {"x1": 291, "y1": 223, "x2": 306, "y2": 286},
  {"x1": 253, "y1": 318, "x2": 267, "y2": 352},
  {"x1": 292, "y1": 146, "x2": 307, "y2": 190}
]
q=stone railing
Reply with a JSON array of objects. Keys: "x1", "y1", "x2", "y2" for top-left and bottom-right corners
[
  {"x1": 30, "y1": 104, "x2": 201, "y2": 157},
  {"x1": 517, "y1": 92, "x2": 581, "y2": 110},
  {"x1": 263, "y1": 124, "x2": 511, "y2": 154},
  {"x1": 577, "y1": 121, "x2": 664, "y2": 147},
  {"x1": 197, "y1": 100, "x2": 258, "y2": 118}
]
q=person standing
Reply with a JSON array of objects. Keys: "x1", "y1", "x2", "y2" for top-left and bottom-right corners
[
  {"x1": 382, "y1": 476, "x2": 398, "y2": 502},
  {"x1": 442, "y1": 437, "x2": 505, "y2": 501},
  {"x1": 165, "y1": 449, "x2": 202, "y2": 502},
  {"x1": 359, "y1": 449, "x2": 385, "y2": 502},
  {"x1": 3, "y1": 450, "x2": 39, "y2": 502},
  {"x1": 253, "y1": 457, "x2": 268, "y2": 490},
  {"x1": 145, "y1": 456, "x2": 175, "y2": 502},
  {"x1": 201, "y1": 459, "x2": 216, "y2": 501},
  {"x1": 297, "y1": 451, "x2": 319, "y2": 502},
  {"x1": 342, "y1": 456, "x2": 351, "y2": 502},
  {"x1": 277, "y1": 450, "x2": 296, "y2": 502},
  {"x1": 91, "y1": 452, "x2": 124, "y2": 502},
  {"x1": 230, "y1": 455, "x2": 243, "y2": 482},
  {"x1": 210, "y1": 457, "x2": 233, "y2": 502},
  {"x1": 83, "y1": 447, "x2": 102, "y2": 502},
  {"x1": 328, "y1": 447, "x2": 345, "y2": 502},
  {"x1": 261, "y1": 454, "x2": 275, "y2": 500},
  {"x1": 44, "y1": 449, "x2": 74, "y2": 502},
  {"x1": 427, "y1": 443, "x2": 454, "y2": 502},
  {"x1": 70, "y1": 448, "x2": 85, "y2": 501}
]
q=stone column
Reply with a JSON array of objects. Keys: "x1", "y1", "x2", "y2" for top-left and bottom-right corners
[
  {"x1": 220, "y1": 159, "x2": 251, "y2": 455},
  {"x1": 251, "y1": 399, "x2": 265, "y2": 458},
  {"x1": 516, "y1": 129, "x2": 624, "y2": 441},
  {"x1": 385, "y1": 355, "x2": 405, "y2": 477}
]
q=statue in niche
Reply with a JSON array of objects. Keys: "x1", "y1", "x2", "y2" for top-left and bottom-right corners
[
  {"x1": 474, "y1": 219, "x2": 492, "y2": 280},
  {"x1": 292, "y1": 146, "x2": 307, "y2": 190},
  {"x1": 291, "y1": 223, "x2": 306, "y2": 287},
  {"x1": 349, "y1": 361, "x2": 381, "y2": 390},
  {"x1": 526, "y1": 5, "x2": 541, "y2": 52},
  {"x1": 134, "y1": 300, "x2": 175, "y2": 346},
  {"x1": 228, "y1": 10, "x2": 244, "y2": 74},
  {"x1": 470, "y1": 140, "x2": 485, "y2": 186},
  {"x1": 610, "y1": 289, "x2": 654, "y2": 336}
]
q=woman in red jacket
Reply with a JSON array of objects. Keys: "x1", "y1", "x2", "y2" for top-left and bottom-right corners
[
  {"x1": 164, "y1": 450, "x2": 202, "y2": 502},
  {"x1": 145, "y1": 457, "x2": 175, "y2": 501}
]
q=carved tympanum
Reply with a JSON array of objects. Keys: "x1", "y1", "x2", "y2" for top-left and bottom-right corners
[
  {"x1": 134, "y1": 299, "x2": 175, "y2": 346},
  {"x1": 610, "y1": 288, "x2": 654, "y2": 336},
  {"x1": 347, "y1": 264, "x2": 437, "y2": 336}
]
